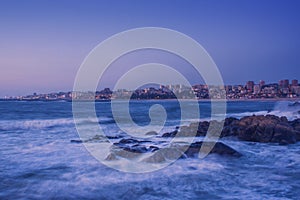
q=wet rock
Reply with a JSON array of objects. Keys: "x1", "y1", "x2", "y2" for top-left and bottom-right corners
[
  {"x1": 106, "y1": 135, "x2": 121, "y2": 139},
  {"x1": 143, "y1": 147, "x2": 185, "y2": 163},
  {"x1": 126, "y1": 144, "x2": 148, "y2": 153},
  {"x1": 224, "y1": 117, "x2": 239, "y2": 126},
  {"x1": 183, "y1": 142, "x2": 242, "y2": 158},
  {"x1": 163, "y1": 115, "x2": 300, "y2": 145},
  {"x1": 271, "y1": 123, "x2": 297, "y2": 144},
  {"x1": 109, "y1": 145, "x2": 144, "y2": 159},
  {"x1": 112, "y1": 138, "x2": 159, "y2": 159},
  {"x1": 236, "y1": 115, "x2": 298, "y2": 144},
  {"x1": 118, "y1": 138, "x2": 140, "y2": 144},
  {"x1": 145, "y1": 131, "x2": 158, "y2": 136},
  {"x1": 70, "y1": 139, "x2": 83, "y2": 143},
  {"x1": 149, "y1": 145, "x2": 159, "y2": 152},
  {"x1": 143, "y1": 141, "x2": 241, "y2": 163},
  {"x1": 196, "y1": 121, "x2": 209, "y2": 136},
  {"x1": 162, "y1": 130, "x2": 178, "y2": 137}
]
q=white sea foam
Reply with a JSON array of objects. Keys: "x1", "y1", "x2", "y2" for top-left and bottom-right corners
[
  {"x1": 0, "y1": 118, "x2": 75, "y2": 131},
  {"x1": 228, "y1": 101, "x2": 300, "y2": 120},
  {"x1": 0, "y1": 116, "x2": 114, "y2": 131}
]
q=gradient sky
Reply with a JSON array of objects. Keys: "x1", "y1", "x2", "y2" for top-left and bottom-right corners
[{"x1": 1, "y1": 0, "x2": 300, "y2": 97}]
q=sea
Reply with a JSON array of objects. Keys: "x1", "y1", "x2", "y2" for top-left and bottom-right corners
[{"x1": 0, "y1": 100, "x2": 299, "y2": 199}]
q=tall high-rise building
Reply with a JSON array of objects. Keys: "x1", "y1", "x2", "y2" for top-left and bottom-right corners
[
  {"x1": 292, "y1": 79, "x2": 298, "y2": 86},
  {"x1": 246, "y1": 81, "x2": 254, "y2": 92}
]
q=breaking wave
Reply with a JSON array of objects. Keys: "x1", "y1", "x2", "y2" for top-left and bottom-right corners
[
  {"x1": 228, "y1": 101, "x2": 300, "y2": 120},
  {"x1": 0, "y1": 117, "x2": 114, "y2": 131}
]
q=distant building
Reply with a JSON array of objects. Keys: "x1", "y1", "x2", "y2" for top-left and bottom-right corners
[
  {"x1": 259, "y1": 80, "x2": 265, "y2": 87},
  {"x1": 279, "y1": 79, "x2": 289, "y2": 89},
  {"x1": 253, "y1": 85, "x2": 260, "y2": 94},
  {"x1": 246, "y1": 81, "x2": 254, "y2": 92},
  {"x1": 292, "y1": 86, "x2": 300, "y2": 96},
  {"x1": 292, "y1": 79, "x2": 299, "y2": 87}
]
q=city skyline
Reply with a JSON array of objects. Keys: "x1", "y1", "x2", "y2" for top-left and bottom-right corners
[
  {"x1": 4, "y1": 78, "x2": 300, "y2": 100},
  {"x1": 1, "y1": 0, "x2": 300, "y2": 97}
]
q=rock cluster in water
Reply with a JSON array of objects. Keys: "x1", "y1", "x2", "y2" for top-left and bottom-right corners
[
  {"x1": 106, "y1": 139, "x2": 241, "y2": 162},
  {"x1": 71, "y1": 115, "x2": 300, "y2": 162},
  {"x1": 163, "y1": 115, "x2": 300, "y2": 145}
]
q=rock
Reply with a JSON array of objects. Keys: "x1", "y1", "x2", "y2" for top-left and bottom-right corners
[
  {"x1": 221, "y1": 117, "x2": 239, "y2": 137},
  {"x1": 143, "y1": 147, "x2": 184, "y2": 163},
  {"x1": 145, "y1": 131, "x2": 158, "y2": 136},
  {"x1": 271, "y1": 123, "x2": 297, "y2": 144},
  {"x1": 162, "y1": 130, "x2": 178, "y2": 137},
  {"x1": 196, "y1": 121, "x2": 209, "y2": 136},
  {"x1": 106, "y1": 135, "x2": 121, "y2": 139},
  {"x1": 109, "y1": 145, "x2": 143, "y2": 159},
  {"x1": 112, "y1": 138, "x2": 159, "y2": 159},
  {"x1": 161, "y1": 115, "x2": 300, "y2": 145},
  {"x1": 118, "y1": 138, "x2": 140, "y2": 144},
  {"x1": 71, "y1": 135, "x2": 111, "y2": 143},
  {"x1": 125, "y1": 144, "x2": 148, "y2": 153},
  {"x1": 290, "y1": 119, "x2": 300, "y2": 130},
  {"x1": 149, "y1": 145, "x2": 160, "y2": 152},
  {"x1": 280, "y1": 116, "x2": 288, "y2": 123},
  {"x1": 143, "y1": 141, "x2": 241, "y2": 163},
  {"x1": 224, "y1": 117, "x2": 239, "y2": 126},
  {"x1": 70, "y1": 139, "x2": 83, "y2": 143},
  {"x1": 183, "y1": 142, "x2": 242, "y2": 158},
  {"x1": 236, "y1": 115, "x2": 297, "y2": 144}
]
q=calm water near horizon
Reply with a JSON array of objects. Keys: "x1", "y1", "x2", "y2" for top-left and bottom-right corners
[{"x1": 0, "y1": 100, "x2": 299, "y2": 199}]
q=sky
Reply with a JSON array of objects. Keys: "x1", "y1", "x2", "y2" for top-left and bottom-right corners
[{"x1": 0, "y1": 0, "x2": 300, "y2": 97}]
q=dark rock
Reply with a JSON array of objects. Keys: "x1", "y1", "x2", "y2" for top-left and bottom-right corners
[
  {"x1": 271, "y1": 123, "x2": 296, "y2": 144},
  {"x1": 280, "y1": 116, "x2": 288, "y2": 123},
  {"x1": 142, "y1": 147, "x2": 185, "y2": 163},
  {"x1": 196, "y1": 121, "x2": 209, "y2": 136},
  {"x1": 109, "y1": 147, "x2": 142, "y2": 159},
  {"x1": 126, "y1": 144, "x2": 148, "y2": 153},
  {"x1": 143, "y1": 141, "x2": 241, "y2": 163},
  {"x1": 70, "y1": 139, "x2": 83, "y2": 143},
  {"x1": 161, "y1": 115, "x2": 300, "y2": 145},
  {"x1": 224, "y1": 117, "x2": 239, "y2": 126},
  {"x1": 106, "y1": 135, "x2": 121, "y2": 139},
  {"x1": 112, "y1": 138, "x2": 158, "y2": 156},
  {"x1": 178, "y1": 125, "x2": 198, "y2": 137},
  {"x1": 149, "y1": 145, "x2": 159, "y2": 152},
  {"x1": 236, "y1": 115, "x2": 297, "y2": 144},
  {"x1": 118, "y1": 138, "x2": 140, "y2": 144},
  {"x1": 145, "y1": 131, "x2": 158, "y2": 136},
  {"x1": 184, "y1": 142, "x2": 242, "y2": 158},
  {"x1": 162, "y1": 130, "x2": 178, "y2": 137}
]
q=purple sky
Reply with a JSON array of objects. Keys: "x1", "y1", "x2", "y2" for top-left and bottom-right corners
[{"x1": 1, "y1": 0, "x2": 300, "y2": 97}]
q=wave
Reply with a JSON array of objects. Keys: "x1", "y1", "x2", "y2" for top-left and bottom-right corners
[
  {"x1": 0, "y1": 116, "x2": 114, "y2": 131},
  {"x1": 0, "y1": 118, "x2": 75, "y2": 131},
  {"x1": 228, "y1": 101, "x2": 300, "y2": 120}
]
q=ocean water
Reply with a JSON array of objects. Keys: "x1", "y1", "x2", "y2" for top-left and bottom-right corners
[{"x1": 0, "y1": 100, "x2": 299, "y2": 199}]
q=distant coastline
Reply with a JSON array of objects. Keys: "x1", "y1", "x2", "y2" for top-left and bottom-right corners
[
  {"x1": 1, "y1": 97, "x2": 299, "y2": 102},
  {"x1": 2, "y1": 79, "x2": 300, "y2": 102}
]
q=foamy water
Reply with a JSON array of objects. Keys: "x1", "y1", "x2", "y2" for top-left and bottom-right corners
[{"x1": 0, "y1": 100, "x2": 299, "y2": 199}]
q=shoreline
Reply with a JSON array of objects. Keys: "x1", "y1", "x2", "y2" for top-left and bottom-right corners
[{"x1": 1, "y1": 97, "x2": 299, "y2": 102}]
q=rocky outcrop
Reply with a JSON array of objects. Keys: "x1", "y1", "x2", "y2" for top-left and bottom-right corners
[
  {"x1": 162, "y1": 115, "x2": 300, "y2": 145},
  {"x1": 107, "y1": 138, "x2": 241, "y2": 162},
  {"x1": 184, "y1": 141, "x2": 242, "y2": 158},
  {"x1": 143, "y1": 141, "x2": 241, "y2": 163},
  {"x1": 232, "y1": 115, "x2": 299, "y2": 144}
]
